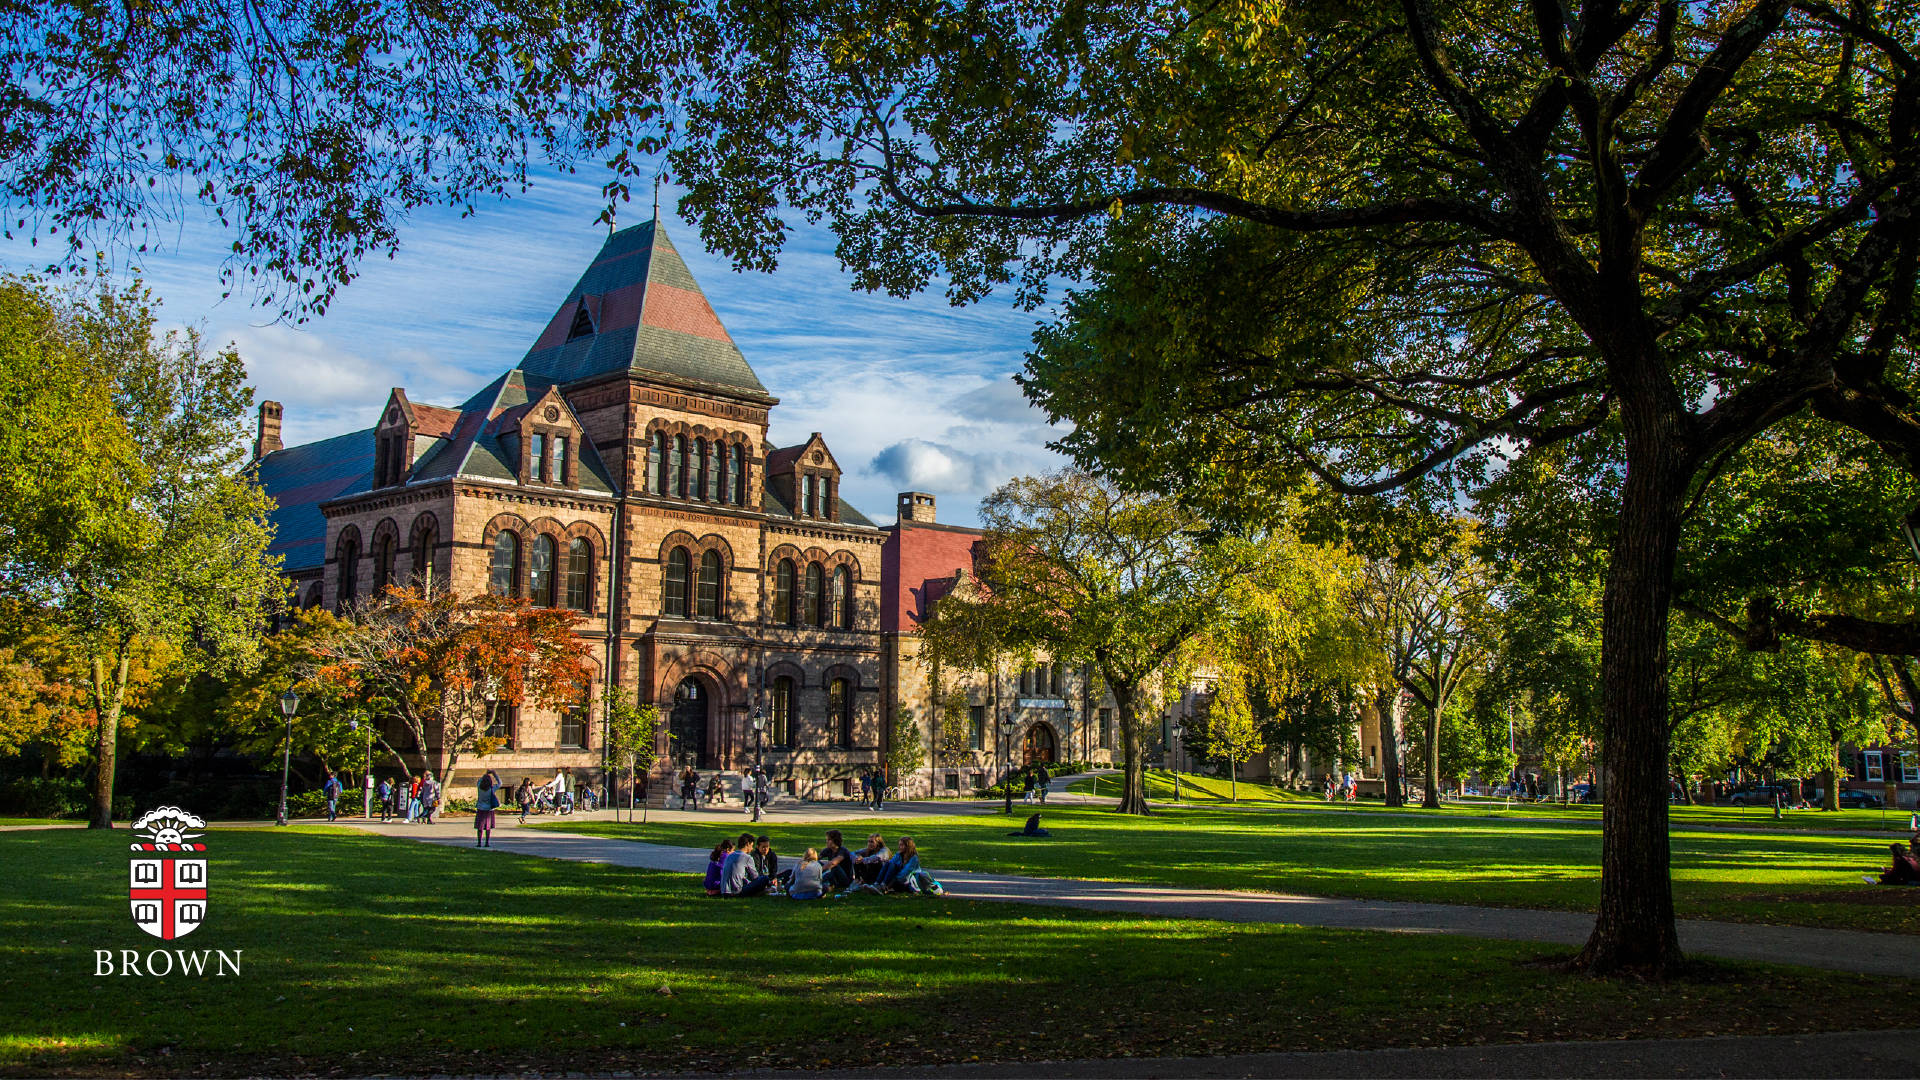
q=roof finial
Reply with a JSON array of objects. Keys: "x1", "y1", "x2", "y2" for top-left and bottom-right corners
[{"x1": 652, "y1": 173, "x2": 661, "y2": 223}]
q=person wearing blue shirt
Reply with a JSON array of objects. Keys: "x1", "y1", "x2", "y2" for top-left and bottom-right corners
[{"x1": 875, "y1": 836, "x2": 921, "y2": 893}]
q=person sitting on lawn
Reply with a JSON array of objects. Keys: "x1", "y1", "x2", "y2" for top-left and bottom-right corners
[
  {"x1": 852, "y1": 833, "x2": 890, "y2": 885},
  {"x1": 875, "y1": 836, "x2": 922, "y2": 893},
  {"x1": 1873, "y1": 843, "x2": 1920, "y2": 885},
  {"x1": 705, "y1": 839, "x2": 734, "y2": 896},
  {"x1": 722, "y1": 836, "x2": 771, "y2": 897},
  {"x1": 820, "y1": 829, "x2": 854, "y2": 893},
  {"x1": 751, "y1": 835, "x2": 790, "y2": 888},
  {"x1": 788, "y1": 848, "x2": 825, "y2": 900}
]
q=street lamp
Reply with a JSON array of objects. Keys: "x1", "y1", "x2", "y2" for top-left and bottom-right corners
[
  {"x1": 348, "y1": 718, "x2": 373, "y2": 818},
  {"x1": 749, "y1": 707, "x2": 766, "y2": 823},
  {"x1": 1001, "y1": 717, "x2": 1017, "y2": 814},
  {"x1": 1170, "y1": 724, "x2": 1184, "y2": 804},
  {"x1": 276, "y1": 688, "x2": 300, "y2": 826}
]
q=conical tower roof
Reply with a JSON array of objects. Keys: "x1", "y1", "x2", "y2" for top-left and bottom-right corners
[{"x1": 519, "y1": 219, "x2": 771, "y2": 400}]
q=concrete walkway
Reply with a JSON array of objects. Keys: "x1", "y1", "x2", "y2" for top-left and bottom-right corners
[
  {"x1": 719, "y1": 1028, "x2": 1920, "y2": 1079},
  {"x1": 345, "y1": 818, "x2": 1920, "y2": 979}
]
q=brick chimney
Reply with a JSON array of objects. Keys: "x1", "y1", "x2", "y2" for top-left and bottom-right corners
[
  {"x1": 255, "y1": 400, "x2": 284, "y2": 460},
  {"x1": 898, "y1": 491, "x2": 936, "y2": 523}
]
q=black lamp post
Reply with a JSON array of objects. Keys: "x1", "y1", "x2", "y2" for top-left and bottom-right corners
[
  {"x1": 1001, "y1": 717, "x2": 1016, "y2": 814},
  {"x1": 276, "y1": 688, "x2": 300, "y2": 826},
  {"x1": 750, "y1": 707, "x2": 766, "y2": 823},
  {"x1": 1170, "y1": 723, "x2": 1184, "y2": 804}
]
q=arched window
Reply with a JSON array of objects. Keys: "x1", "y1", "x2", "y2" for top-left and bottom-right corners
[
  {"x1": 652, "y1": 430, "x2": 669, "y2": 494},
  {"x1": 673, "y1": 434, "x2": 688, "y2": 498},
  {"x1": 412, "y1": 518, "x2": 437, "y2": 590},
  {"x1": 372, "y1": 533, "x2": 395, "y2": 594},
  {"x1": 832, "y1": 566, "x2": 853, "y2": 630},
  {"x1": 663, "y1": 546, "x2": 690, "y2": 616},
  {"x1": 303, "y1": 582, "x2": 323, "y2": 609},
  {"x1": 718, "y1": 442, "x2": 734, "y2": 505},
  {"x1": 707, "y1": 439, "x2": 723, "y2": 502},
  {"x1": 696, "y1": 550, "x2": 722, "y2": 618},
  {"x1": 731, "y1": 443, "x2": 746, "y2": 505},
  {"x1": 694, "y1": 437, "x2": 709, "y2": 500},
  {"x1": 828, "y1": 677, "x2": 852, "y2": 748},
  {"x1": 775, "y1": 559, "x2": 796, "y2": 626},
  {"x1": 771, "y1": 676, "x2": 794, "y2": 747},
  {"x1": 530, "y1": 534, "x2": 556, "y2": 606},
  {"x1": 565, "y1": 537, "x2": 592, "y2": 611},
  {"x1": 804, "y1": 562, "x2": 825, "y2": 626},
  {"x1": 337, "y1": 535, "x2": 360, "y2": 609},
  {"x1": 488, "y1": 532, "x2": 519, "y2": 597}
]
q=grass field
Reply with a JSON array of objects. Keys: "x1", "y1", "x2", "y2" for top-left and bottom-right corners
[
  {"x1": 5, "y1": 827, "x2": 1920, "y2": 1077},
  {"x1": 1069, "y1": 770, "x2": 1916, "y2": 832},
  {"x1": 544, "y1": 804, "x2": 1920, "y2": 933}
]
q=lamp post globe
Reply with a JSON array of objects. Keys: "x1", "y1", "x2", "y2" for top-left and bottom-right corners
[
  {"x1": 276, "y1": 689, "x2": 301, "y2": 826},
  {"x1": 749, "y1": 707, "x2": 766, "y2": 823}
]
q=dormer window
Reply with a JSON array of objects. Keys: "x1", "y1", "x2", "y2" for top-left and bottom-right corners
[
  {"x1": 567, "y1": 298, "x2": 596, "y2": 340},
  {"x1": 551, "y1": 435, "x2": 568, "y2": 486},
  {"x1": 529, "y1": 433, "x2": 547, "y2": 482}
]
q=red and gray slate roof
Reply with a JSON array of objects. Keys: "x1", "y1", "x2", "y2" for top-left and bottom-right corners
[{"x1": 521, "y1": 221, "x2": 771, "y2": 400}]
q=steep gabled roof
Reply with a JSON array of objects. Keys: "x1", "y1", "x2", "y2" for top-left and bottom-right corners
[
  {"x1": 519, "y1": 220, "x2": 772, "y2": 400},
  {"x1": 412, "y1": 370, "x2": 618, "y2": 495},
  {"x1": 255, "y1": 429, "x2": 375, "y2": 572}
]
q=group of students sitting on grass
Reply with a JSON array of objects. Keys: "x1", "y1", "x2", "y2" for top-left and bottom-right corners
[{"x1": 704, "y1": 829, "x2": 941, "y2": 899}]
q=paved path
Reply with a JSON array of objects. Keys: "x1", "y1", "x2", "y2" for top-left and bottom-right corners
[
  {"x1": 717, "y1": 1028, "x2": 1920, "y2": 1079},
  {"x1": 345, "y1": 818, "x2": 1920, "y2": 979}
]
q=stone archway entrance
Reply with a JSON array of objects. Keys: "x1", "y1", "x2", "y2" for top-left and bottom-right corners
[
  {"x1": 669, "y1": 677, "x2": 711, "y2": 768},
  {"x1": 1023, "y1": 722, "x2": 1057, "y2": 765}
]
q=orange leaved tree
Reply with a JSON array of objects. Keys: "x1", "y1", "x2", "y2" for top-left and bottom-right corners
[{"x1": 314, "y1": 587, "x2": 592, "y2": 784}]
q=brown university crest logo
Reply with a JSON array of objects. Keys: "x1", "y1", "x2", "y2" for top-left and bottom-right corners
[{"x1": 128, "y1": 807, "x2": 208, "y2": 940}]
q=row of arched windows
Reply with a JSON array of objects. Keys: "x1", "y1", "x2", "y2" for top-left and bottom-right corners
[
  {"x1": 490, "y1": 533, "x2": 595, "y2": 610},
  {"x1": 335, "y1": 516, "x2": 438, "y2": 609},
  {"x1": 661, "y1": 546, "x2": 726, "y2": 619},
  {"x1": 765, "y1": 674, "x2": 855, "y2": 748},
  {"x1": 649, "y1": 431, "x2": 748, "y2": 506},
  {"x1": 772, "y1": 559, "x2": 856, "y2": 629}
]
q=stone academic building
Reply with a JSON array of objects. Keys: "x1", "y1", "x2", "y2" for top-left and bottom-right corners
[{"x1": 257, "y1": 219, "x2": 889, "y2": 800}]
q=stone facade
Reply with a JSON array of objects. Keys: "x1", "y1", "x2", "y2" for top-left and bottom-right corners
[{"x1": 257, "y1": 219, "x2": 887, "y2": 801}]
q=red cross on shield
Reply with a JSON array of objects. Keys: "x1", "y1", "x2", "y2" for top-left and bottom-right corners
[{"x1": 130, "y1": 856, "x2": 207, "y2": 939}]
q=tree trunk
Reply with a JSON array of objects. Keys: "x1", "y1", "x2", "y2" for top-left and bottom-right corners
[
  {"x1": 1821, "y1": 762, "x2": 1839, "y2": 811},
  {"x1": 1423, "y1": 699, "x2": 1442, "y2": 810},
  {"x1": 1230, "y1": 758, "x2": 1237, "y2": 802},
  {"x1": 1673, "y1": 769, "x2": 1694, "y2": 805},
  {"x1": 1376, "y1": 686, "x2": 1404, "y2": 808},
  {"x1": 1577, "y1": 429, "x2": 1687, "y2": 975},
  {"x1": 1112, "y1": 681, "x2": 1148, "y2": 814},
  {"x1": 87, "y1": 650, "x2": 132, "y2": 829}
]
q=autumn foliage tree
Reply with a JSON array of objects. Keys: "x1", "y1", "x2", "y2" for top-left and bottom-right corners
[{"x1": 313, "y1": 588, "x2": 593, "y2": 785}]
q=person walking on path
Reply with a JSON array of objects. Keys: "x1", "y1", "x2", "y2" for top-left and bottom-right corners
[
  {"x1": 1035, "y1": 762, "x2": 1050, "y2": 805},
  {"x1": 1022, "y1": 768, "x2": 1037, "y2": 805},
  {"x1": 377, "y1": 777, "x2": 393, "y2": 822},
  {"x1": 475, "y1": 770, "x2": 501, "y2": 848},
  {"x1": 872, "y1": 767, "x2": 886, "y2": 811},
  {"x1": 323, "y1": 771, "x2": 343, "y2": 822},
  {"x1": 680, "y1": 767, "x2": 699, "y2": 810},
  {"x1": 421, "y1": 772, "x2": 439, "y2": 824}
]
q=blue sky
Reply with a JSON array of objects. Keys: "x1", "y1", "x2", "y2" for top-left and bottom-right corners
[{"x1": 14, "y1": 169, "x2": 1065, "y2": 527}]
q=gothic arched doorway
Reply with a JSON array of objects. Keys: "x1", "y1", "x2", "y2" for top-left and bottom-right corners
[
  {"x1": 1023, "y1": 723, "x2": 1057, "y2": 765},
  {"x1": 669, "y1": 677, "x2": 711, "y2": 768}
]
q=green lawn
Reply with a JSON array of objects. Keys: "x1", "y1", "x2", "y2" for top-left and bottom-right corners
[
  {"x1": 5, "y1": 828, "x2": 1920, "y2": 1077},
  {"x1": 545, "y1": 804, "x2": 1920, "y2": 933},
  {"x1": 1071, "y1": 771, "x2": 1914, "y2": 832},
  {"x1": 0, "y1": 819, "x2": 68, "y2": 828}
]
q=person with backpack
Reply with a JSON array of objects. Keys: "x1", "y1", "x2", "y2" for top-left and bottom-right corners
[
  {"x1": 1035, "y1": 762, "x2": 1050, "y2": 804},
  {"x1": 421, "y1": 772, "x2": 439, "y2": 824},
  {"x1": 475, "y1": 770, "x2": 500, "y2": 847},
  {"x1": 377, "y1": 777, "x2": 393, "y2": 822},
  {"x1": 322, "y1": 771, "x2": 343, "y2": 822}
]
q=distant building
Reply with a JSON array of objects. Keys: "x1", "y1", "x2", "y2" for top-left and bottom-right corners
[
  {"x1": 256, "y1": 218, "x2": 885, "y2": 799},
  {"x1": 879, "y1": 492, "x2": 1115, "y2": 796}
]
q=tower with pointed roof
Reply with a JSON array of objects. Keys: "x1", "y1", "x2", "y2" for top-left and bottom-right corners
[{"x1": 257, "y1": 218, "x2": 887, "y2": 799}]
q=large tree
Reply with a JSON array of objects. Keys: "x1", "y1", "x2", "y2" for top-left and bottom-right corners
[
  {"x1": 921, "y1": 471, "x2": 1327, "y2": 814},
  {"x1": 0, "y1": 276, "x2": 284, "y2": 827}
]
